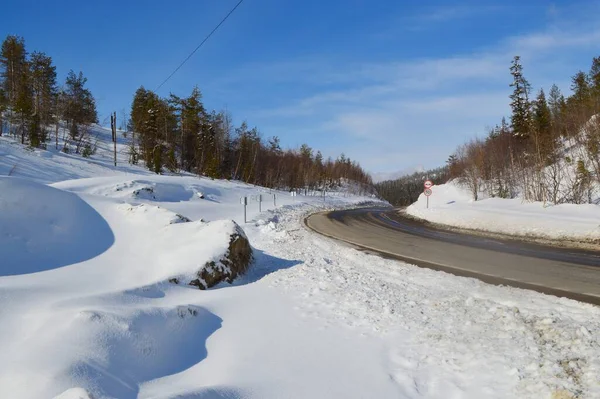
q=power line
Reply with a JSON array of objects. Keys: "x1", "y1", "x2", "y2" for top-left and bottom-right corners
[{"x1": 155, "y1": 0, "x2": 245, "y2": 92}]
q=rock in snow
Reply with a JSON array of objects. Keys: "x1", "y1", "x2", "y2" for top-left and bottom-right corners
[{"x1": 189, "y1": 221, "x2": 253, "y2": 289}]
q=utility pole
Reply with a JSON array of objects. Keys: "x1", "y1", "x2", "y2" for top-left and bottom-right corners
[
  {"x1": 111, "y1": 112, "x2": 117, "y2": 167},
  {"x1": 181, "y1": 111, "x2": 185, "y2": 172}
]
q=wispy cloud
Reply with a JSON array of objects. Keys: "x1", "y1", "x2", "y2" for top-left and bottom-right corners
[
  {"x1": 210, "y1": 5, "x2": 600, "y2": 174},
  {"x1": 414, "y1": 4, "x2": 502, "y2": 24},
  {"x1": 372, "y1": 4, "x2": 505, "y2": 35}
]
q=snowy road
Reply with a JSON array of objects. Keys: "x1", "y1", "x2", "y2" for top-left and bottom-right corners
[{"x1": 306, "y1": 208, "x2": 600, "y2": 305}]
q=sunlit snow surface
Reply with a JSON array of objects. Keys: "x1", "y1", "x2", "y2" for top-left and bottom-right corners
[
  {"x1": 407, "y1": 180, "x2": 600, "y2": 241},
  {"x1": 0, "y1": 128, "x2": 599, "y2": 398}
]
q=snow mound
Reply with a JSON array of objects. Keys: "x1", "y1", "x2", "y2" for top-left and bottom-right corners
[
  {"x1": 64, "y1": 305, "x2": 222, "y2": 399},
  {"x1": 105, "y1": 180, "x2": 216, "y2": 203},
  {"x1": 0, "y1": 177, "x2": 114, "y2": 275},
  {"x1": 120, "y1": 203, "x2": 192, "y2": 225}
]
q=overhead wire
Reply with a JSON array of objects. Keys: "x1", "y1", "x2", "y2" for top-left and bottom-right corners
[{"x1": 155, "y1": 0, "x2": 245, "y2": 92}]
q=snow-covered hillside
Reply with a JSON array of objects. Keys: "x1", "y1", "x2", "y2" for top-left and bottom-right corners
[
  {"x1": 0, "y1": 124, "x2": 149, "y2": 183},
  {"x1": 1, "y1": 128, "x2": 600, "y2": 399},
  {"x1": 407, "y1": 180, "x2": 600, "y2": 242}
]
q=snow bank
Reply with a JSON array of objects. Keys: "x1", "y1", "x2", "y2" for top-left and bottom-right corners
[
  {"x1": 0, "y1": 177, "x2": 114, "y2": 275},
  {"x1": 407, "y1": 180, "x2": 600, "y2": 241}
]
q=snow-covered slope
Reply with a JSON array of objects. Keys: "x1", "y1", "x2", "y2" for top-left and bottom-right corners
[
  {"x1": 407, "y1": 180, "x2": 600, "y2": 242},
  {"x1": 0, "y1": 125, "x2": 146, "y2": 183},
  {"x1": 1, "y1": 130, "x2": 600, "y2": 399}
]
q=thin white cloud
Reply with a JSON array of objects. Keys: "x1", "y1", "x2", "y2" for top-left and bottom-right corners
[
  {"x1": 374, "y1": 4, "x2": 505, "y2": 35},
  {"x1": 416, "y1": 5, "x2": 502, "y2": 23},
  {"x1": 212, "y1": 6, "x2": 600, "y2": 174}
]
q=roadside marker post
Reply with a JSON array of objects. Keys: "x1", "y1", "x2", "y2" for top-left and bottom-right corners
[
  {"x1": 240, "y1": 196, "x2": 248, "y2": 223},
  {"x1": 273, "y1": 193, "x2": 277, "y2": 207}
]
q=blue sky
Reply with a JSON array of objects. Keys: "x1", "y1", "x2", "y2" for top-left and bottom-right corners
[{"x1": 3, "y1": 0, "x2": 600, "y2": 178}]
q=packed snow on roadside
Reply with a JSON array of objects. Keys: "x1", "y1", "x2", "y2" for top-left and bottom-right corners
[
  {"x1": 1, "y1": 135, "x2": 600, "y2": 399},
  {"x1": 406, "y1": 180, "x2": 600, "y2": 242}
]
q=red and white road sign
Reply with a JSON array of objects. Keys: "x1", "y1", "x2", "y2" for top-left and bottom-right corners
[
  {"x1": 424, "y1": 180, "x2": 433, "y2": 189},
  {"x1": 424, "y1": 188, "x2": 433, "y2": 197}
]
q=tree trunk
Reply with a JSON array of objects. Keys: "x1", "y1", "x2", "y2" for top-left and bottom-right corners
[
  {"x1": 21, "y1": 116, "x2": 25, "y2": 144},
  {"x1": 55, "y1": 120, "x2": 59, "y2": 149},
  {"x1": 247, "y1": 143, "x2": 258, "y2": 183},
  {"x1": 234, "y1": 148, "x2": 243, "y2": 180}
]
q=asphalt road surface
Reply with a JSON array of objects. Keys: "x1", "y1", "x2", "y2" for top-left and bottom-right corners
[{"x1": 305, "y1": 207, "x2": 600, "y2": 305}]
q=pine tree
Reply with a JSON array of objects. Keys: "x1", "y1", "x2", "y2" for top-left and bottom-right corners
[
  {"x1": 14, "y1": 62, "x2": 33, "y2": 145},
  {"x1": 0, "y1": 35, "x2": 32, "y2": 143},
  {"x1": 0, "y1": 87, "x2": 6, "y2": 136},
  {"x1": 178, "y1": 87, "x2": 205, "y2": 172},
  {"x1": 315, "y1": 150, "x2": 324, "y2": 186},
  {"x1": 29, "y1": 51, "x2": 56, "y2": 145},
  {"x1": 131, "y1": 87, "x2": 161, "y2": 171},
  {"x1": 203, "y1": 111, "x2": 221, "y2": 178},
  {"x1": 509, "y1": 56, "x2": 532, "y2": 140},
  {"x1": 299, "y1": 143, "x2": 313, "y2": 187},
  {"x1": 147, "y1": 103, "x2": 161, "y2": 173},
  {"x1": 219, "y1": 110, "x2": 234, "y2": 179},
  {"x1": 64, "y1": 70, "x2": 97, "y2": 145},
  {"x1": 128, "y1": 88, "x2": 375, "y2": 191},
  {"x1": 0, "y1": 36, "x2": 27, "y2": 115}
]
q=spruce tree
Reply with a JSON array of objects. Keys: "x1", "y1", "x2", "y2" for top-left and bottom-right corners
[
  {"x1": 570, "y1": 71, "x2": 592, "y2": 109},
  {"x1": 548, "y1": 84, "x2": 564, "y2": 118},
  {"x1": 533, "y1": 89, "x2": 554, "y2": 164},
  {"x1": 509, "y1": 56, "x2": 532, "y2": 140},
  {"x1": 590, "y1": 56, "x2": 600, "y2": 109}
]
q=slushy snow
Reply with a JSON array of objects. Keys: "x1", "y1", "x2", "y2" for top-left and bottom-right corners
[{"x1": 1, "y1": 127, "x2": 599, "y2": 398}]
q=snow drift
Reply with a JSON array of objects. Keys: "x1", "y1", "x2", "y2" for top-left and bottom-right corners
[{"x1": 0, "y1": 177, "x2": 114, "y2": 275}]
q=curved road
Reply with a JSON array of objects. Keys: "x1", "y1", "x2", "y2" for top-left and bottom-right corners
[{"x1": 305, "y1": 207, "x2": 600, "y2": 305}]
